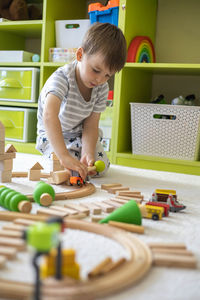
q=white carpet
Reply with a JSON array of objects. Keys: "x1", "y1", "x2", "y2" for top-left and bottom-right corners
[{"x1": 0, "y1": 153, "x2": 200, "y2": 300}]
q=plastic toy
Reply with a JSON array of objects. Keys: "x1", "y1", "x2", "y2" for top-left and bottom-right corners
[
  {"x1": 140, "y1": 204, "x2": 164, "y2": 221},
  {"x1": 145, "y1": 201, "x2": 170, "y2": 217},
  {"x1": 171, "y1": 95, "x2": 185, "y2": 105},
  {"x1": 87, "y1": 160, "x2": 105, "y2": 173},
  {"x1": 127, "y1": 36, "x2": 156, "y2": 63},
  {"x1": 150, "y1": 189, "x2": 186, "y2": 212},
  {"x1": 70, "y1": 176, "x2": 85, "y2": 187},
  {"x1": 23, "y1": 217, "x2": 64, "y2": 300},
  {"x1": 33, "y1": 181, "x2": 55, "y2": 207},
  {"x1": 99, "y1": 199, "x2": 142, "y2": 225},
  {"x1": 0, "y1": 186, "x2": 32, "y2": 213}
]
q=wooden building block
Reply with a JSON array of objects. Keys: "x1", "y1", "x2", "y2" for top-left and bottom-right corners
[
  {"x1": 94, "y1": 201, "x2": 115, "y2": 213},
  {"x1": 0, "y1": 230, "x2": 23, "y2": 239},
  {"x1": 0, "y1": 170, "x2": 12, "y2": 182},
  {"x1": 91, "y1": 215, "x2": 104, "y2": 222},
  {"x1": 152, "y1": 252, "x2": 197, "y2": 269},
  {"x1": 0, "y1": 255, "x2": 7, "y2": 269},
  {"x1": 108, "y1": 221, "x2": 145, "y2": 234},
  {"x1": 100, "y1": 257, "x2": 126, "y2": 275},
  {"x1": 28, "y1": 169, "x2": 41, "y2": 181},
  {"x1": 101, "y1": 183, "x2": 122, "y2": 191},
  {"x1": 110, "y1": 198, "x2": 130, "y2": 204},
  {"x1": 0, "y1": 212, "x2": 47, "y2": 222},
  {"x1": 51, "y1": 205, "x2": 77, "y2": 215},
  {"x1": 66, "y1": 212, "x2": 87, "y2": 220},
  {"x1": 5, "y1": 144, "x2": 17, "y2": 153},
  {"x1": 52, "y1": 169, "x2": 71, "y2": 184},
  {"x1": 37, "y1": 208, "x2": 68, "y2": 218},
  {"x1": 0, "y1": 159, "x2": 13, "y2": 171},
  {"x1": 107, "y1": 187, "x2": 130, "y2": 194},
  {"x1": 103, "y1": 200, "x2": 122, "y2": 208},
  {"x1": 151, "y1": 248, "x2": 194, "y2": 256},
  {"x1": 0, "y1": 122, "x2": 5, "y2": 141},
  {"x1": 81, "y1": 203, "x2": 102, "y2": 215},
  {"x1": 115, "y1": 195, "x2": 143, "y2": 203},
  {"x1": 64, "y1": 203, "x2": 90, "y2": 216},
  {"x1": 0, "y1": 140, "x2": 5, "y2": 154},
  {"x1": 13, "y1": 218, "x2": 36, "y2": 226},
  {"x1": 88, "y1": 257, "x2": 112, "y2": 278},
  {"x1": 117, "y1": 192, "x2": 144, "y2": 200},
  {"x1": 0, "y1": 246, "x2": 17, "y2": 259},
  {"x1": 0, "y1": 152, "x2": 15, "y2": 161},
  {"x1": 2, "y1": 223, "x2": 27, "y2": 232},
  {"x1": 148, "y1": 242, "x2": 187, "y2": 250},
  {"x1": 0, "y1": 237, "x2": 26, "y2": 251}
]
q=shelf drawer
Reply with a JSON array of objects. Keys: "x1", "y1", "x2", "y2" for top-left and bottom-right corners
[
  {"x1": 0, "y1": 107, "x2": 37, "y2": 142},
  {"x1": 0, "y1": 67, "x2": 39, "y2": 103}
]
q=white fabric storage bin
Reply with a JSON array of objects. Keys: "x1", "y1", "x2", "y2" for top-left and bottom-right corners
[
  {"x1": 55, "y1": 19, "x2": 90, "y2": 48},
  {"x1": 130, "y1": 103, "x2": 200, "y2": 160}
]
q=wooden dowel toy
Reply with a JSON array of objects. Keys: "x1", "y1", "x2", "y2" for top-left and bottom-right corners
[
  {"x1": 152, "y1": 252, "x2": 197, "y2": 269},
  {"x1": 101, "y1": 183, "x2": 122, "y2": 190},
  {"x1": 108, "y1": 220, "x2": 145, "y2": 234},
  {"x1": 88, "y1": 257, "x2": 112, "y2": 278},
  {"x1": 0, "y1": 246, "x2": 17, "y2": 259}
]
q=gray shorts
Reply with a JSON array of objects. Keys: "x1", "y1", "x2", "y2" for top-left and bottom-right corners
[{"x1": 36, "y1": 130, "x2": 110, "y2": 177}]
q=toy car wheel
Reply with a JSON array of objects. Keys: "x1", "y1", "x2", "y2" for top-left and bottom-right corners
[
  {"x1": 77, "y1": 180, "x2": 81, "y2": 186},
  {"x1": 152, "y1": 214, "x2": 159, "y2": 221}
]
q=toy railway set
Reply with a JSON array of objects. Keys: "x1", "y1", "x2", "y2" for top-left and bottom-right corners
[{"x1": 0, "y1": 121, "x2": 197, "y2": 300}]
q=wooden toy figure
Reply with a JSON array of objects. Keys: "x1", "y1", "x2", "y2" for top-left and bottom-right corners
[
  {"x1": 33, "y1": 181, "x2": 55, "y2": 207},
  {"x1": 0, "y1": 186, "x2": 32, "y2": 213}
]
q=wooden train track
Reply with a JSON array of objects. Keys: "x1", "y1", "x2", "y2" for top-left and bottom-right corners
[{"x1": 0, "y1": 219, "x2": 152, "y2": 300}]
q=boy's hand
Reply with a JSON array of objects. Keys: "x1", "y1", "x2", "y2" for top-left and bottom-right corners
[
  {"x1": 60, "y1": 153, "x2": 88, "y2": 180},
  {"x1": 80, "y1": 154, "x2": 96, "y2": 176}
]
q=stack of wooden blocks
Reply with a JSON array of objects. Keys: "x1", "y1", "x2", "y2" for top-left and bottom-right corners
[{"x1": 0, "y1": 122, "x2": 16, "y2": 183}]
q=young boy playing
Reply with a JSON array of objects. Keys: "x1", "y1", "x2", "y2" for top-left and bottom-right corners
[{"x1": 36, "y1": 22, "x2": 127, "y2": 180}]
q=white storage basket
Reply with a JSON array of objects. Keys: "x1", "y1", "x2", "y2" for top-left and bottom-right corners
[
  {"x1": 130, "y1": 103, "x2": 200, "y2": 160},
  {"x1": 55, "y1": 19, "x2": 90, "y2": 48}
]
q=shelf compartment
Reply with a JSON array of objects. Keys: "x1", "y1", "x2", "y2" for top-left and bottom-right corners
[
  {"x1": 125, "y1": 63, "x2": 200, "y2": 75},
  {"x1": 0, "y1": 20, "x2": 43, "y2": 38},
  {"x1": 5, "y1": 141, "x2": 40, "y2": 155}
]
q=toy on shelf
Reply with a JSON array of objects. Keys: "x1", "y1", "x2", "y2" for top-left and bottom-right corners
[
  {"x1": 127, "y1": 36, "x2": 156, "y2": 63},
  {"x1": 151, "y1": 94, "x2": 166, "y2": 104},
  {"x1": 149, "y1": 189, "x2": 186, "y2": 212},
  {"x1": 171, "y1": 94, "x2": 196, "y2": 106},
  {"x1": 0, "y1": 186, "x2": 32, "y2": 213},
  {"x1": 33, "y1": 181, "x2": 55, "y2": 207},
  {"x1": 88, "y1": 0, "x2": 119, "y2": 26}
]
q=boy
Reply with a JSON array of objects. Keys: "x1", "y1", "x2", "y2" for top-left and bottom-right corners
[{"x1": 36, "y1": 22, "x2": 127, "y2": 180}]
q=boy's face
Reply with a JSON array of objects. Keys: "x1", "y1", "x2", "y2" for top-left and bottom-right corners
[{"x1": 76, "y1": 48, "x2": 114, "y2": 89}]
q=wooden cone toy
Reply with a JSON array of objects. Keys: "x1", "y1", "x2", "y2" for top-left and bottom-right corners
[{"x1": 99, "y1": 200, "x2": 142, "y2": 226}]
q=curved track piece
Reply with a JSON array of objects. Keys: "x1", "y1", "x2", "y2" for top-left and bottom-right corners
[{"x1": 0, "y1": 220, "x2": 152, "y2": 300}]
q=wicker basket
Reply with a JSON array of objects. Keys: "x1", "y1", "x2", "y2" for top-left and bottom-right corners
[{"x1": 130, "y1": 103, "x2": 200, "y2": 160}]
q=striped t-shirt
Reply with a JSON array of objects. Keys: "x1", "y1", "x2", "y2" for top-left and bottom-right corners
[{"x1": 37, "y1": 60, "x2": 108, "y2": 139}]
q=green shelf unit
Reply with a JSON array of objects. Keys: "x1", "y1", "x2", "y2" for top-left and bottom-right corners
[
  {"x1": 0, "y1": 101, "x2": 38, "y2": 108},
  {"x1": 110, "y1": 0, "x2": 200, "y2": 175}
]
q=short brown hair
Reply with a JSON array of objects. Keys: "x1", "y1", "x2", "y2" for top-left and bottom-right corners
[{"x1": 82, "y1": 22, "x2": 127, "y2": 72}]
